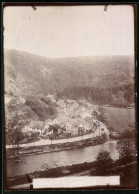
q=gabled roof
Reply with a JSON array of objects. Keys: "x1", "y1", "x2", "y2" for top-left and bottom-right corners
[
  {"x1": 74, "y1": 106, "x2": 87, "y2": 116},
  {"x1": 45, "y1": 119, "x2": 53, "y2": 125},
  {"x1": 85, "y1": 117, "x2": 93, "y2": 124},
  {"x1": 80, "y1": 111, "x2": 92, "y2": 118},
  {"x1": 70, "y1": 118, "x2": 86, "y2": 127}
]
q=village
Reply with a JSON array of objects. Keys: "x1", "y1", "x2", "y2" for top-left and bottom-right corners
[{"x1": 22, "y1": 95, "x2": 110, "y2": 144}]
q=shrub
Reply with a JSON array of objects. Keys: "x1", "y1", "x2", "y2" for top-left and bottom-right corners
[
  {"x1": 93, "y1": 150, "x2": 113, "y2": 175},
  {"x1": 116, "y1": 139, "x2": 136, "y2": 159}
]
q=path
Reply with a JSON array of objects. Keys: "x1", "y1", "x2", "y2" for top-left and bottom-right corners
[{"x1": 6, "y1": 130, "x2": 99, "y2": 149}]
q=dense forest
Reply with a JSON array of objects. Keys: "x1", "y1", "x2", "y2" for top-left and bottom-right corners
[
  {"x1": 4, "y1": 49, "x2": 135, "y2": 107},
  {"x1": 57, "y1": 83, "x2": 135, "y2": 107}
]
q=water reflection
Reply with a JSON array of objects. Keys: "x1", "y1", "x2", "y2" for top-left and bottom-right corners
[{"x1": 7, "y1": 141, "x2": 119, "y2": 177}]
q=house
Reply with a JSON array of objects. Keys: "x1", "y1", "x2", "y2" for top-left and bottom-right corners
[
  {"x1": 87, "y1": 120, "x2": 110, "y2": 139},
  {"x1": 22, "y1": 125, "x2": 28, "y2": 133},
  {"x1": 85, "y1": 102, "x2": 92, "y2": 108},
  {"x1": 47, "y1": 94, "x2": 56, "y2": 103},
  {"x1": 73, "y1": 106, "x2": 87, "y2": 117},
  {"x1": 71, "y1": 101, "x2": 79, "y2": 109},
  {"x1": 51, "y1": 118, "x2": 60, "y2": 126},
  {"x1": 25, "y1": 121, "x2": 46, "y2": 136},
  {"x1": 85, "y1": 118, "x2": 97, "y2": 131},
  {"x1": 19, "y1": 97, "x2": 25, "y2": 104},
  {"x1": 43, "y1": 128, "x2": 53, "y2": 136},
  {"x1": 80, "y1": 111, "x2": 92, "y2": 119},
  {"x1": 59, "y1": 110, "x2": 69, "y2": 120},
  {"x1": 60, "y1": 122, "x2": 66, "y2": 129},
  {"x1": 66, "y1": 120, "x2": 79, "y2": 135},
  {"x1": 85, "y1": 121, "x2": 93, "y2": 131},
  {"x1": 45, "y1": 119, "x2": 53, "y2": 125},
  {"x1": 55, "y1": 116, "x2": 66, "y2": 130},
  {"x1": 98, "y1": 121, "x2": 110, "y2": 139},
  {"x1": 66, "y1": 122, "x2": 73, "y2": 133},
  {"x1": 44, "y1": 119, "x2": 53, "y2": 131},
  {"x1": 71, "y1": 118, "x2": 86, "y2": 134},
  {"x1": 57, "y1": 100, "x2": 67, "y2": 108}
]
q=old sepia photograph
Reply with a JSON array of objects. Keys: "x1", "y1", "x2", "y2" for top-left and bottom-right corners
[{"x1": 3, "y1": 4, "x2": 137, "y2": 190}]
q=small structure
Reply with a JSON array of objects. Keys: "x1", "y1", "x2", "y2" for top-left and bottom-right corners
[
  {"x1": 25, "y1": 121, "x2": 46, "y2": 136},
  {"x1": 80, "y1": 111, "x2": 92, "y2": 119},
  {"x1": 59, "y1": 110, "x2": 69, "y2": 119},
  {"x1": 51, "y1": 118, "x2": 59, "y2": 126},
  {"x1": 98, "y1": 121, "x2": 110, "y2": 139},
  {"x1": 47, "y1": 94, "x2": 56, "y2": 103},
  {"x1": 57, "y1": 100, "x2": 67, "y2": 108}
]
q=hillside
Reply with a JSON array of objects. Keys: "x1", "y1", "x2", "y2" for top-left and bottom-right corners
[
  {"x1": 4, "y1": 49, "x2": 135, "y2": 101},
  {"x1": 4, "y1": 49, "x2": 135, "y2": 140}
]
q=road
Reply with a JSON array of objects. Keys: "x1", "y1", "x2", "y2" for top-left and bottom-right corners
[
  {"x1": 6, "y1": 130, "x2": 100, "y2": 149},
  {"x1": 6, "y1": 121, "x2": 108, "y2": 149}
]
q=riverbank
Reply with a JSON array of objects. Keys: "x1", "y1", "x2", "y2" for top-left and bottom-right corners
[
  {"x1": 7, "y1": 156, "x2": 137, "y2": 190},
  {"x1": 101, "y1": 105, "x2": 135, "y2": 109},
  {"x1": 7, "y1": 136, "x2": 107, "y2": 159},
  {"x1": 6, "y1": 129, "x2": 102, "y2": 149},
  {"x1": 6, "y1": 141, "x2": 119, "y2": 178},
  {"x1": 6, "y1": 161, "x2": 98, "y2": 188}
]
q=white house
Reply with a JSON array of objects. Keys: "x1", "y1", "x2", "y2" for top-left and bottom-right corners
[
  {"x1": 23, "y1": 121, "x2": 46, "y2": 136},
  {"x1": 52, "y1": 118, "x2": 60, "y2": 126},
  {"x1": 47, "y1": 94, "x2": 56, "y2": 103},
  {"x1": 98, "y1": 121, "x2": 110, "y2": 139},
  {"x1": 57, "y1": 100, "x2": 67, "y2": 108},
  {"x1": 66, "y1": 121, "x2": 78, "y2": 135},
  {"x1": 80, "y1": 111, "x2": 92, "y2": 119},
  {"x1": 59, "y1": 110, "x2": 69, "y2": 120}
]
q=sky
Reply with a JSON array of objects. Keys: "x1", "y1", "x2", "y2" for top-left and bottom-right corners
[{"x1": 4, "y1": 5, "x2": 134, "y2": 58}]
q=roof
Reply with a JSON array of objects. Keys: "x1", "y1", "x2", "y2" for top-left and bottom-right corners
[
  {"x1": 80, "y1": 111, "x2": 92, "y2": 118},
  {"x1": 47, "y1": 95, "x2": 56, "y2": 102},
  {"x1": 45, "y1": 119, "x2": 53, "y2": 125},
  {"x1": 70, "y1": 118, "x2": 86, "y2": 127},
  {"x1": 74, "y1": 106, "x2": 87, "y2": 116},
  {"x1": 85, "y1": 117, "x2": 93, "y2": 124},
  {"x1": 98, "y1": 121, "x2": 106, "y2": 128},
  {"x1": 29, "y1": 121, "x2": 46, "y2": 129}
]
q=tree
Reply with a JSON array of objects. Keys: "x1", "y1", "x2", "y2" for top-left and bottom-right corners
[
  {"x1": 95, "y1": 150, "x2": 113, "y2": 175},
  {"x1": 101, "y1": 133, "x2": 107, "y2": 142},
  {"x1": 119, "y1": 130, "x2": 135, "y2": 139},
  {"x1": 49, "y1": 124, "x2": 59, "y2": 134},
  {"x1": 49, "y1": 134, "x2": 55, "y2": 144},
  {"x1": 30, "y1": 132, "x2": 38, "y2": 142},
  {"x1": 10, "y1": 129, "x2": 24, "y2": 147},
  {"x1": 116, "y1": 139, "x2": 136, "y2": 159},
  {"x1": 66, "y1": 133, "x2": 71, "y2": 143}
]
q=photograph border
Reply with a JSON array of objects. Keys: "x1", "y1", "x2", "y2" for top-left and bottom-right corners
[{"x1": 1, "y1": 1, "x2": 139, "y2": 193}]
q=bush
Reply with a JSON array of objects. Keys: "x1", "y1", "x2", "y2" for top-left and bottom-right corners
[
  {"x1": 92, "y1": 150, "x2": 113, "y2": 175},
  {"x1": 116, "y1": 139, "x2": 136, "y2": 159}
]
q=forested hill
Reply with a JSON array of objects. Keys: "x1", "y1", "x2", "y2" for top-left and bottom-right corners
[{"x1": 4, "y1": 49, "x2": 135, "y2": 106}]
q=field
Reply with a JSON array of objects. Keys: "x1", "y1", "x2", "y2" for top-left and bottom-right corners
[{"x1": 103, "y1": 106, "x2": 136, "y2": 134}]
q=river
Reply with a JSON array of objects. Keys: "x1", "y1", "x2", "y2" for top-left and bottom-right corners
[
  {"x1": 102, "y1": 106, "x2": 135, "y2": 133},
  {"x1": 7, "y1": 140, "x2": 118, "y2": 178},
  {"x1": 7, "y1": 106, "x2": 135, "y2": 178}
]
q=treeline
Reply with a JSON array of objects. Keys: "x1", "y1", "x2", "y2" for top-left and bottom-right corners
[{"x1": 57, "y1": 83, "x2": 135, "y2": 107}]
